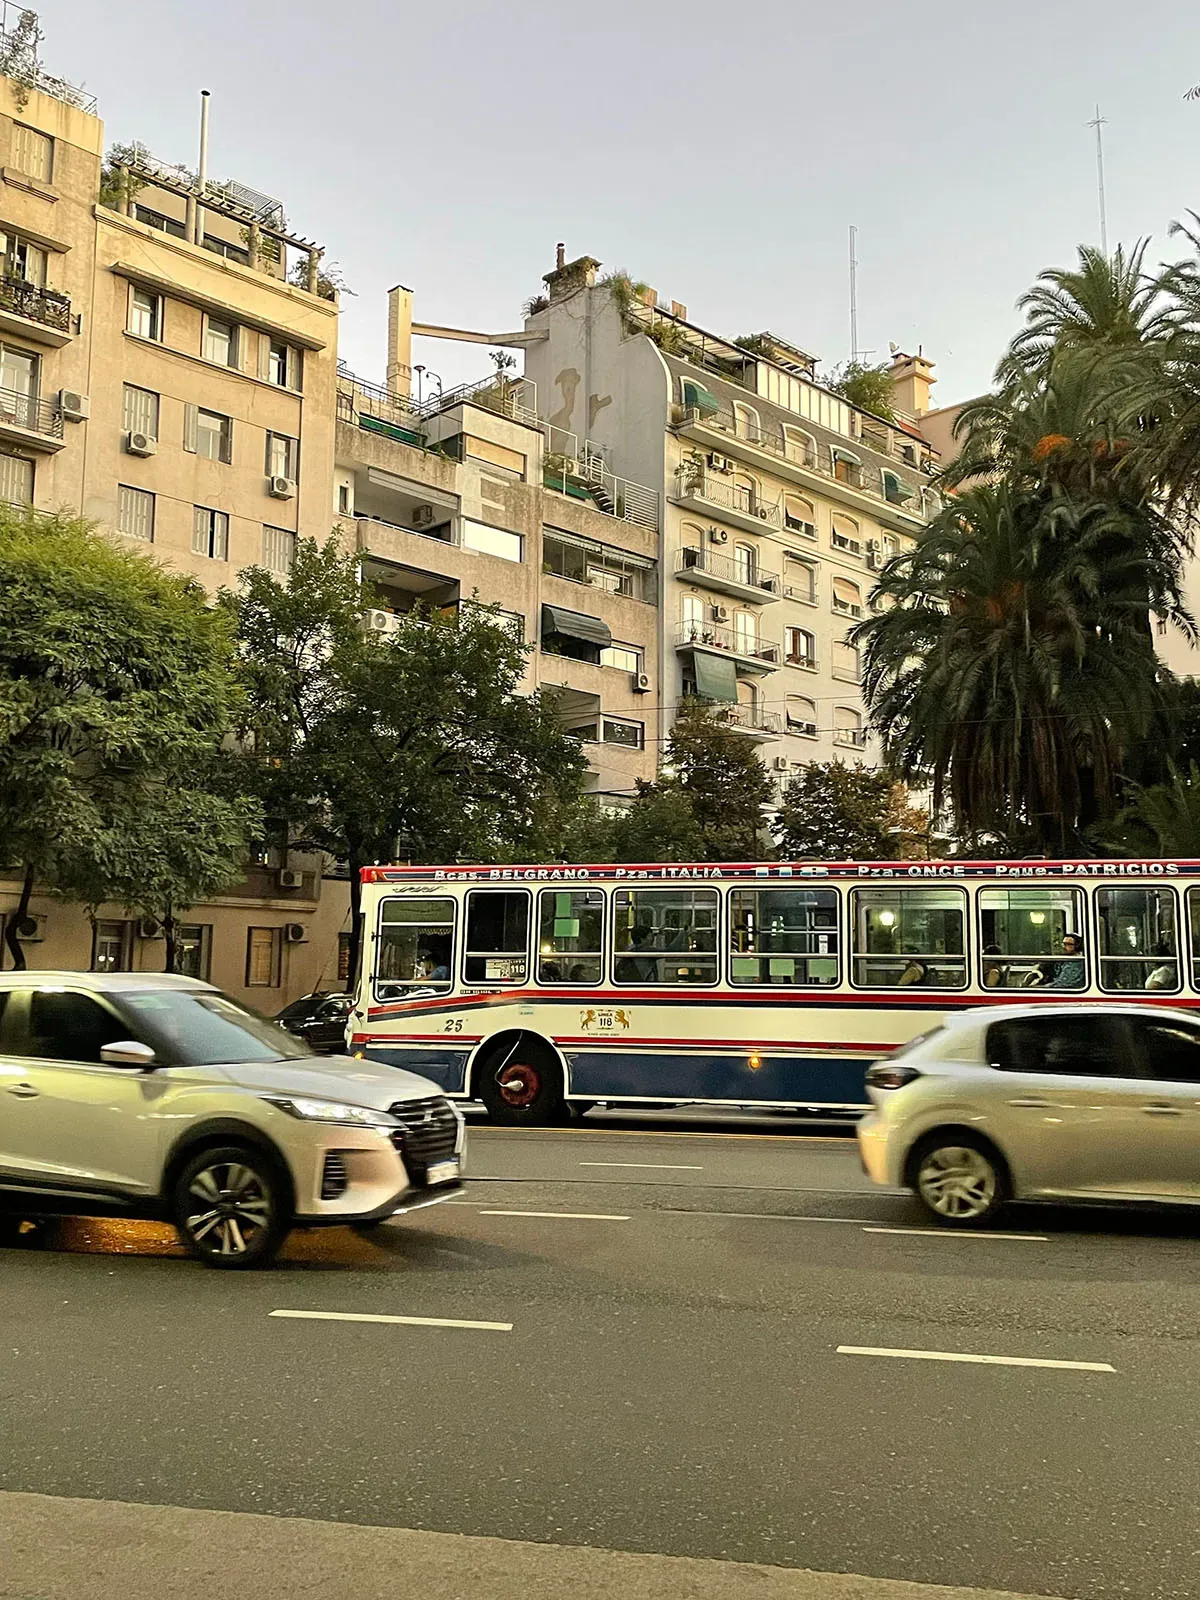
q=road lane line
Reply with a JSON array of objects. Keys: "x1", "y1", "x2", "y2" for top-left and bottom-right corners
[
  {"x1": 270, "y1": 1309, "x2": 512, "y2": 1332},
  {"x1": 837, "y1": 1345, "x2": 1114, "y2": 1372},
  {"x1": 662, "y1": 1209, "x2": 874, "y2": 1224},
  {"x1": 863, "y1": 1226, "x2": 1050, "y2": 1242},
  {"x1": 477, "y1": 1128, "x2": 854, "y2": 1145},
  {"x1": 578, "y1": 1161, "x2": 703, "y2": 1170},
  {"x1": 479, "y1": 1209, "x2": 630, "y2": 1221}
]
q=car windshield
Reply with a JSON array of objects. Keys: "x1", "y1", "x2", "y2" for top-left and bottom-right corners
[{"x1": 121, "y1": 989, "x2": 314, "y2": 1066}]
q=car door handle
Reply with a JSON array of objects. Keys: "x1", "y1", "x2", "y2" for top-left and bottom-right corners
[
  {"x1": 1007, "y1": 1097, "x2": 1054, "y2": 1108},
  {"x1": 5, "y1": 1083, "x2": 38, "y2": 1099},
  {"x1": 1141, "y1": 1103, "x2": 1185, "y2": 1116}
]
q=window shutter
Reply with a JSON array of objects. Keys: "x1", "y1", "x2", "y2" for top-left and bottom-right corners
[
  {"x1": 183, "y1": 403, "x2": 198, "y2": 453},
  {"x1": 256, "y1": 331, "x2": 270, "y2": 381},
  {"x1": 290, "y1": 347, "x2": 302, "y2": 392},
  {"x1": 191, "y1": 506, "x2": 207, "y2": 556}
]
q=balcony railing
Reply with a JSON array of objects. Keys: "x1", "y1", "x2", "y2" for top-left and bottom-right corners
[
  {"x1": 677, "y1": 546, "x2": 780, "y2": 594},
  {"x1": 675, "y1": 621, "x2": 779, "y2": 665},
  {"x1": 0, "y1": 276, "x2": 73, "y2": 334},
  {"x1": 673, "y1": 467, "x2": 783, "y2": 530},
  {"x1": 835, "y1": 727, "x2": 868, "y2": 748},
  {"x1": 0, "y1": 386, "x2": 62, "y2": 438},
  {"x1": 832, "y1": 596, "x2": 863, "y2": 619},
  {"x1": 719, "y1": 703, "x2": 782, "y2": 735}
]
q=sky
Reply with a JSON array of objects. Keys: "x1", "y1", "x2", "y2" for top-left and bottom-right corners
[{"x1": 34, "y1": 0, "x2": 1200, "y2": 410}]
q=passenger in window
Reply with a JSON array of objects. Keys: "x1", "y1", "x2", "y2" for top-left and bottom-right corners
[
  {"x1": 616, "y1": 925, "x2": 657, "y2": 982},
  {"x1": 898, "y1": 953, "x2": 929, "y2": 986},
  {"x1": 416, "y1": 941, "x2": 451, "y2": 983},
  {"x1": 1045, "y1": 934, "x2": 1084, "y2": 989},
  {"x1": 1145, "y1": 943, "x2": 1177, "y2": 991},
  {"x1": 982, "y1": 945, "x2": 1004, "y2": 988}
]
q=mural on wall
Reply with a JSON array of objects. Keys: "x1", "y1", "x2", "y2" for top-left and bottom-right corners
[
  {"x1": 589, "y1": 393, "x2": 612, "y2": 430},
  {"x1": 549, "y1": 368, "x2": 580, "y2": 433}
]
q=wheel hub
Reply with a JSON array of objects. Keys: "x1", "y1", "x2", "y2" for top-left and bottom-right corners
[{"x1": 498, "y1": 1063, "x2": 539, "y2": 1108}]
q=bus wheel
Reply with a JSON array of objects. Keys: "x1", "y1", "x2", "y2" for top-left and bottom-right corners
[{"x1": 477, "y1": 1041, "x2": 565, "y2": 1126}]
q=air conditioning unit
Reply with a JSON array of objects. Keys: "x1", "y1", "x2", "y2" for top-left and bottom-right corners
[
  {"x1": 137, "y1": 916, "x2": 163, "y2": 940},
  {"x1": 411, "y1": 504, "x2": 436, "y2": 529},
  {"x1": 284, "y1": 922, "x2": 307, "y2": 944},
  {"x1": 712, "y1": 604, "x2": 730, "y2": 623},
  {"x1": 363, "y1": 608, "x2": 403, "y2": 635},
  {"x1": 267, "y1": 475, "x2": 296, "y2": 499},
  {"x1": 708, "y1": 527, "x2": 729, "y2": 545},
  {"x1": 708, "y1": 451, "x2": 733, "y2": 473},
  {"x1": 59, "y1": 390, "x2": 89, "y2": 422},
  {"x1": 772, "y1": 756, "x2": 789, "y2": 772},
  {"x1": 756, "y1": 507, "x2": 770, "y2": 520},
  {"x1": 277, "y1": 868, "x2": 304, "y2": 889},
  {"x1": 125, "y1": 430, "x2": 156, "y2": 457},
  {"x1": 10, "y1": 912, "x2": 44, "y2": 941},
  {"x1": 633, "y1": 671, "x2": 652, "y2": 693},
  {"x1": 865, "y1": 540, "x2": 882, "y2": 570}
]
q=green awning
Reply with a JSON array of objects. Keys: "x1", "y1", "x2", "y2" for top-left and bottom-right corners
[
  {"x1": 832, "y1": 446, "x2": 862, "y2": 467},
  {"x1": 693, "y1": 650, "x2": 739, "y2": 703},
  {"x1": 540, "y1": 604, "x2": 612, "y2": 648},
  {"x1": 682, "y1": 380, "x2": 721, "y2": 417}
]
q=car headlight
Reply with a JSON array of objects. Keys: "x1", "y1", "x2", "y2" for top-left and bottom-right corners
[{"x1": 266, "y1": 1096, "x2": 397, "y2": 1128}]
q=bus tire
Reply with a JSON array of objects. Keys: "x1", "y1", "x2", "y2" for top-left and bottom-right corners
[{"x1": 475, "y1": 1036, "x2": 565, "y2": 1126}]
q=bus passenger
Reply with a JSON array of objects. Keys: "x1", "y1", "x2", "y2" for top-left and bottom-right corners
[
  {"x1": 898, "y1": 952, "x2": 929, "y2": 986},
  {"x1": 1046, "y1": 934, "x2": 1084, "y2": 989},
  {"x1": 616, "y1": 925, "x2": 658, "y2": 983},
  {"x1": 1145, "y1": 943, "x2": 1176, "y2": 990},
  {"x1": 982, "y1": 944, "x2": 1003, "y2": 988}
]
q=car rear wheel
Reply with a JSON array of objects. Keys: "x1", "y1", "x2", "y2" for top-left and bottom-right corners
[
  {"x1": 910, "y1": 1134, "x2": 1008, "y2": 1227},
  {"x1": 173, "y1": 1145, "x2": 290, "y2": 1268}
]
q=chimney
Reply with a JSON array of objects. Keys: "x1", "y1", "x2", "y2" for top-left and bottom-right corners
[
  {"x1": 555, "y1": 241, "x2": 566, "y2": 270},
  {"x1": 887, "y1": 350, "x2": 936, "y2": 418},
  {"x1": 543, "y1": 252, "x2": 601, "y2": 304},
  {"x1": 387, "y1": 284, "x2": 413, "y2": 398}
]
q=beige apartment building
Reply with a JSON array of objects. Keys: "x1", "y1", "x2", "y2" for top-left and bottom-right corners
[{"x1": 0, "y1": 47, "x2": 348, "y2": 1005}]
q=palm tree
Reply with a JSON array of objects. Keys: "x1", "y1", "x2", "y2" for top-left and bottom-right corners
[
  {"x1": 1109, "y1": 766, "x2": 1200, "y2": 856},
  {"x1": 854, "y1": 482, "x2": 1182, "y2": 851}
]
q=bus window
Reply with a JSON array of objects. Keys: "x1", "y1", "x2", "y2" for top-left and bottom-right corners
[
  {"x1": 978, "y1": 887, "x2": 1084, "y2": 991},
  {"x1": 375, "y1": 897, "x2": 456, "y2": 998},
  {"x1": 729, "y1": 889, "x2": 839, "y2": 985},
  {"x1": 851, "y1": 888, "x2": 966, "y2": 989},
  {"x1": 463, "y1": 891, "x2": 530, "y2": 985},
  {"x1": 612, "y1": 888, "x2": 719, "y2": 985},
  {"x1": 1097, "y1": 886, "x2": 1179, "y2": 992},
  {"x1": 1186, "y1": 888, "x2": 1200, "y2": 989},
  {"x1": 537, "y1": 889, "x2": 604, "y2": 984}
]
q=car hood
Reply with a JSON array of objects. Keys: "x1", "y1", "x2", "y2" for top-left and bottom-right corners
[{"x1": 211, "y1": 1054, "x2": 444, "y2": 1111}]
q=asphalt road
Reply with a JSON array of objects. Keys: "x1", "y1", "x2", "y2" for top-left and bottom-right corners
[{"x1": 4, "y1": 1118, "x2": 1200, "y2": 1600}]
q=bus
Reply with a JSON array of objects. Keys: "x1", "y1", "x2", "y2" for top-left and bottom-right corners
[{"x1": 349, "y1": 859, "x2": 1199, "y2": 1124}]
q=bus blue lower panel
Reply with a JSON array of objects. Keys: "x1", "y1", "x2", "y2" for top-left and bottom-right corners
[
  {"x1": 364, "y1": 1047, "x2": 470, "y2": 1093},
  {"x1": 565, "y1": 1050, "x2": 870, "y2": 1107}
]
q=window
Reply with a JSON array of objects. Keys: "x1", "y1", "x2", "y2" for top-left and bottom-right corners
[
  {"x1": 128, "y1": 287, "x2": 162, "y2": 341},
  {"x1": 783, "y1": 557, "x2": 816, "y2": 604},
  {"x1": 537, "y1": 888, "x2": 604, "y2": 984},
  {"x1": 177, "y1": 925, "x2": 212, "y2": 981},
  {"x1": 601, "y1": 717, "x2": 643, "y2": 749},
  {"x1": 122, "y1": 384, "x2": 159, "y2": 440},
  {"x1": 882, "y1": 469, "x2": 913, "y2": 506},
  {"x1": 786, "y1": 627, "x2": 815, "y2": 668},
  {"x1": 26, "y1": 991, "x2": 128, "y2": 1062},
  {"x1": 682, "y1": 593, "x2": 705, "y2": 631},
  {"x1": 832, "y1": 577, "x2": 862, "y2": 617},
  {"x1": 0, "y1": 451, "x2": 33, "y2": 504},
  {"x1": 833, "y1": 449, "x2": 863, "y2": 487},
  {"x1": 267, "y1": 340, "x2": 301, "y2": 390},
  {"x1": 1129, "y1": 1017, "x2": 1200, "y2": 1083},
  {"x1": 783, "y1": 427, "x2": 816, "y2": 467},
  {"x1": 337, "y1": 483, "x2": 351, "y2": 515},
  {"x1": 0, "y1": 344, "x2": 37, "y2": 398},
  {"x1": 12, "y1": 124, "x2": 52, "y2": 182},
  {"x1": 851, "y1": 887, "x2": 967, "y2": 989},
  {"x1": 612, "y1": 888, "x2": 719, "y2": 985},
  {"x1": 730, "y1": 889, "x2": 839, "y2": 986},
  {"x1": 733, "y1": 402, "x2": 759, "y2": 442},
  {"x1": 133, "y1": 205, "x2": 187, "y2": 240},
  {"x1": 733, "y1": 542, "x2": 757, "y2": 585},
  {"x1": 986, "y1": 1015, "x2": 1129, "y2": 1077},
  {"x1": 832, "y1": 640, "x2": 860, "y2": 682},
  {"x1": 834, "y1": 708, "x2": 864, "y2": 747},
  {"x1": 463, "y1": 890, "x2": 530, "y2": 984},
  {"x1": 731, "y1": 472, "x2": 756, "y2": 514},
  {"x1": 6, "y1": 235, "x2": 46, "y2": 286},
  {"x1": 600, "y1": 641, "x2": 643, "y2": 674},
  {"x1": 375, "y1": 897, "x2": 455, "y2": 996},
  {"x1": 978, "y1": 887, "x2": 1085, "y2": 991},
  {"x1": 265, "y1": 431, "x2": 296, "y2": 480},
  {"x1": 118, "y1": 485, "x2": 155, "y2": 542},
  {"x1": 734, "y1": 609, "x2": 758, "y2": 655},
  {"x1": 246, "y1": 927, "x2": 283, "y2": 988},
  {"x1": 93, "y1": 919, "x2": 132, "y2": 974},
  {"x1": 784, "y1": 496, "x2": 816, "y2": 538},
  {"x1": 203, "y1": 315, "x2": 237, "y2": 367},
  {"x1": 831, "y1": 519, "x2": 862, "y2": 557},
  {"x1": 192, "y1": 506, "x2": 229, "y2": 561},
  {"x1": 462, "y1": 518, "x2": 522, "y2": 563},
  {"x1": 262, "y1": 524, "x2": 295, "y2": 576},
  {"x1": 786, "y1": 694, "x2": 817, "y2": 736},
  {"x1": 188, "y1": 406, "x2": 232, "y2": 463},
  {"x1": 1097, "y1": 886, "x2": 1178, "y2": 992}
]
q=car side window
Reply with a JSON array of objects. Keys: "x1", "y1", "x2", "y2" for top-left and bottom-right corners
[
  {"x1": 26, "y1": 991, "x2": 128, "y2": 1063},
  {"x1": 987, "y1": 1016, "x2": 1131, "y2": 1077},
  {"x1": 317, "y1": 998, "x2": 348, "y2": 1021},
  {"x1": 1131, "y1": 1019, "x2": 1200, "y2": 1084}
]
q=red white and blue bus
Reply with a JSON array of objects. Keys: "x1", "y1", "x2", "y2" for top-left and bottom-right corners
[{"x1": 349, "y1": 859, "x2": 1196, "y2": 1124}]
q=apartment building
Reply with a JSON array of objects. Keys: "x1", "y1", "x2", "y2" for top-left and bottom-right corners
[
  {"x1": 333, "y1": 287, "x2": 661, "y2": 801},
  {"x1": 520, "y1": 253, "x2": 941, "y2": 795},
  {"x1": 0, "y1": 38, "x2": 347, "y2": 1004}
]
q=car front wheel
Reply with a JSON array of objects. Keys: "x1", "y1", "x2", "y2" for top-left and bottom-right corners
[
  {"x1": 173, "y1": 1145, "x2": 290, "y2": 1268},
  {"x1": 910, "y1": 1134, "x2": 1008, "y2": 1227}
]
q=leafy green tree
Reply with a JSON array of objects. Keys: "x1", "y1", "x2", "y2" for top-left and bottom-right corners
[
  {"x1": 612, "y1": 784, "x2": 705, "y2": 863},
  {"x1": 774, "y1": 762, "x2": 904, "y2": 861},
  {"x1": 0, "y1": 510, "x2": 249, "y2": 970},
  {"x1": 826, "y1": 360, "x2": 898, "y2": 423}
]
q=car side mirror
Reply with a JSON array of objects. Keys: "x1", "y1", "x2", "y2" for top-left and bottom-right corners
[{"x1": 100, "y1": 1040, "x2": 157, "y2": 1069}]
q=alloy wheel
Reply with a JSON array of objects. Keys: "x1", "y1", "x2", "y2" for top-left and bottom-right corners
[
  {"x1": 185, "y1": 1161, "x2": 273, "y2": 1258},
  {"x1": 917, "y1": 1145, "x2": 998, "y2": 1220}
]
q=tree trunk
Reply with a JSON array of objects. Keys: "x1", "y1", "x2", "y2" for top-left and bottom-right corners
[
  {"x1": 347, "y1": 851, "x2": 365, "y2": 991},
  {"x1": 162, "y1": 904, "x2": 178, "y2": 974},
  {"x1": 2, "y1": 863, "x2": 35, "y2": 971}
]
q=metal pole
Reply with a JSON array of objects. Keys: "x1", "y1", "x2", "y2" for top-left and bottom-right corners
[
  {"x1": 194, "y1": 90, "x2": 210, "y2": 245},
  {"x1": 1088, "y1": 104, "x2": 1108, "y2": 257},
  {"x1": 849, "y1": 224, "x2": 859, "y2": 364}
]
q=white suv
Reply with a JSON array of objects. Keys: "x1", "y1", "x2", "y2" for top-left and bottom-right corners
[{"x1": 0, "y1": 972, "x2": 465, "y2": 1267}]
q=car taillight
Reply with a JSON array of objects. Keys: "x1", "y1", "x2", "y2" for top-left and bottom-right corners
[{"x1": 865, "y1": 1061, "x2": 922, "y2": 1091}]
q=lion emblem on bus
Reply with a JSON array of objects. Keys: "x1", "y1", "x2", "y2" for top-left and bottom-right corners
[{"x1": 580, "y1": 1007, "x2": 632, "y2": 1032}]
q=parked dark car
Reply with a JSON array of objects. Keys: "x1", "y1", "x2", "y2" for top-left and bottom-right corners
[{"x1": 275, "y1": 992, "x2": 353, "y2": 1055}]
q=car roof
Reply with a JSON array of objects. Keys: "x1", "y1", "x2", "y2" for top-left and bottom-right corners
[
  {"x1": 950, "y1": 1001, "x2": 1199, "y2": 1029},
  {"x1": 0, "y1": 971, "x2": 214, "y2": 993}
]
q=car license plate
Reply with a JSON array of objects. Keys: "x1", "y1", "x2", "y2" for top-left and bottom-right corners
[{"x1": 426, "y1": 1160, "x2": 459, "y2": 1186}]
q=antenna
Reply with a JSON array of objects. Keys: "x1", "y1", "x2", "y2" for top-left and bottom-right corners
[
  {"x1": 849, "y1": 224, "x2": 859, "y2": 364},
  {"x1": 1087, "y1": 103, "x2": 1108, "y2": 257}
]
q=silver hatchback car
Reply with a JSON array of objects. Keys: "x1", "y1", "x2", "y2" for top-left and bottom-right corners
[
  {"x1": 0, "y1": 972, "x2": 465, "y2": 1267},
  {"x1": 858, "y1": 1002, "x2": 1200, "y2": 1226}
]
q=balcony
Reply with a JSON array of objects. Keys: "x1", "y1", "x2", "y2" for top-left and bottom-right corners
[
  {"x1": 0, "y1": 278, "x2": 76, "y2": 347},
  {"x1": 832, "y1": 596, "x2": 864, "y2": 620},
  {"x1": 671, "y1": 464, "x2": 783, "y2": 536},
  {"x1": 717, "y1": 703, "x2": 782, "y2": 741},
  {"x1": 0, "y1": 388, "x2": 64, "y2": 451},
  {"x1": 675, "y1": 621, "x2": 779, "y2": 675},
  {"x1": 676, "y1": 545, "x2": 780, "y2": 604},
  {"x1": 834, "y1": 727, "x2": 868, "y2": 749}
]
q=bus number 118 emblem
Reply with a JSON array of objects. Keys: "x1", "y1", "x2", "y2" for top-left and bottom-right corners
[{"x1": 580, "y1": 1007, "x2": 632, "y2": 1032}]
